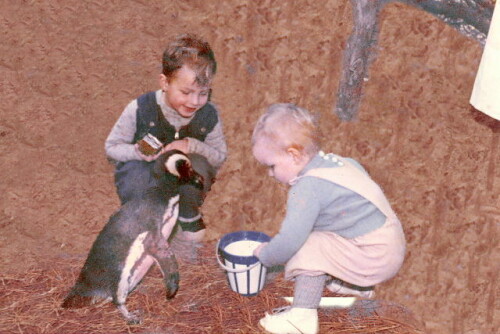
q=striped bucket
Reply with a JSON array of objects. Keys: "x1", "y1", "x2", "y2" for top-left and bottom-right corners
[{"x1": 216, "y1": 231, "x2": 270, "y2": 296}]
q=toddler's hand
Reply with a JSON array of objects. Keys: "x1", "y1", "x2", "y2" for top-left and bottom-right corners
[
  {"x1": 164, "y1": 139, "x2": 189, "y2": 154},
  {"x1": 253, "y1": 242, "x2": 268, "y2": 258}
]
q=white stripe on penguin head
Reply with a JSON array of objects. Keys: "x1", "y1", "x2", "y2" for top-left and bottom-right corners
[{"x1": 165, "y1": 153, "x2": 190, "y2": 178}]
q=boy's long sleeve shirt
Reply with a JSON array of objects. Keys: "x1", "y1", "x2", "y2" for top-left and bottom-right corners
[{"x1": 105, "y1": 90, "x2": 227, "y2": 169}]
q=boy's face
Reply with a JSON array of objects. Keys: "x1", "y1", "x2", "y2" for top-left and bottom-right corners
[
  {"x1": 160, "y1": 65, "x2": 210, "y2": 118},
  {"x1": 252, "y1": 139, "x2": 307, "y2": 185}
]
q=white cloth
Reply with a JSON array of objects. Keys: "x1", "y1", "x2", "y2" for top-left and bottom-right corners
[{"x1": 470, "y1": 1, "x2": 500, "y2": 120}]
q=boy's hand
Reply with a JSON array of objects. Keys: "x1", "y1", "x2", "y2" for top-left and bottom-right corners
[
  {"x1": 164, "y1": 139, "x2": 189, "y2": 154},
  {"x1": 135, "y1": 139, "x2": 189, "y2": 161},
  {"x1": 135, "y1": 143, "x2": 164, "y2": 162},
  {"x1": 253, "y1": 242, "x2": 268, "y2": 258}
]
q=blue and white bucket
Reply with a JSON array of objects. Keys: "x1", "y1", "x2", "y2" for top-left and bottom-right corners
[{"x1": 216, "y1": 231, "x2": 270, "y2": 296}]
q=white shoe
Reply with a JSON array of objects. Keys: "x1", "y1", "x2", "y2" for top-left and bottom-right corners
[
  {"x1": 259, "y1": 307, "x2": 318, "y2": 334},
  {"x1": 327, "y1": 279, "x2": 375, "y2": 299},
  {"x1": 176, "y1": 228, "x2": 206, "y2": 242}
]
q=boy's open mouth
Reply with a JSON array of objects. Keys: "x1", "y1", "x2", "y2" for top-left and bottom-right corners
[{"x1": 183, "y1": 106, "x2": 197, "y2": 113}]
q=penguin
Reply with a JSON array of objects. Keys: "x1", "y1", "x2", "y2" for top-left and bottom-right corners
[{"x1": 62, "y1": 150, "x2": 203, "y2": 324}]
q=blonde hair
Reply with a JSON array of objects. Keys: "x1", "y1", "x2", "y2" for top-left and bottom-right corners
[{"x1": 252, "y1": 103, "x2": 320, "y2": 157}]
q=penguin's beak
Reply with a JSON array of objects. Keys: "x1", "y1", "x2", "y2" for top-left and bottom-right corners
[
  {"x1": 186, "y1": 169, "x2": 204, "y2": 190},
  {"x1": 191, "y1": 173, "x2": 204, "y2": 190},
  {"x1": 176, "y1": 160, "x2": 204, "y2": 190}
]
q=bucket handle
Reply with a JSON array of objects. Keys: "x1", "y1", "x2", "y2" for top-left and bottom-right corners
[{"x1": 215, "y1": 240, "x2": 263, "y2": 273}]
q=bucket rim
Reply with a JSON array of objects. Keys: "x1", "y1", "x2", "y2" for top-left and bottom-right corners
[{"x1": 218, "y1": 230, "x2": 270, "y2": 265}]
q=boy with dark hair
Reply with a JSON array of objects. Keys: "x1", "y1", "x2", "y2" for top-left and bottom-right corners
[{"x1": 105, "y1": 33, "x2": 227, "y2": 242}]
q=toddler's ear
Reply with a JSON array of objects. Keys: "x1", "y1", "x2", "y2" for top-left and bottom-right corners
[{"x1": 287, "y1": 146, "x2": 303, "y2": 163}]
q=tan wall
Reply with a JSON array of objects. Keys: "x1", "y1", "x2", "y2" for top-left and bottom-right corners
[{"x1": 0, "y1": 1, "x2": 497, "y2": 333}]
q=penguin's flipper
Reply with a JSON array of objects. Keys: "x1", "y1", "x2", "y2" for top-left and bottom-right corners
[{"x1": 151, "y1": 243, "x2": 180, "y2": 299}]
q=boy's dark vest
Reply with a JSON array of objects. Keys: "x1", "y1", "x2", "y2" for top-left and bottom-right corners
[{"x1": 133, "y1": 91, "x2": 218, "y2": 145}]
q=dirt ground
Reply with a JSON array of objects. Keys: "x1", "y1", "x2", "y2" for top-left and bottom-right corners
[{"x1": 0, "y1": 1, "x2": 498, "y2": 333}]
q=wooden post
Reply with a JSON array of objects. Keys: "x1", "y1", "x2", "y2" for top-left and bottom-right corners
[{"x1": 335, "y1": 0, "x2": 494, "y2": 121}]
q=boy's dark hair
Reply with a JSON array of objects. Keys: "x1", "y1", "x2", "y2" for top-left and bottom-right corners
[{"x1": 162, "y1": 34, "x2": 217, "y2": 86}]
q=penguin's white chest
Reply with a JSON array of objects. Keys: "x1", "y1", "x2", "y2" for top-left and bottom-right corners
[
  {"x1": 161, "y1": 195, "x2": 179, "y2": 238},
  {"x1": 116, "y1": 195, "x2": 180, "y2": 303},
  {"x1": 116, "y1": 232, "x2": 153, "y2": 302}
]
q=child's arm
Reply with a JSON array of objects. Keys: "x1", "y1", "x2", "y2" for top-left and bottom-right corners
[
  {"x1": 163, "y1": 138, "x2": 189, "y2": 154},
  {"x1": 105, "y1": 100, "x2": 142, "y2": 162},
  {"x1": 257, "y1": 181, "x2": 321, "y2": 267},
  {"x1": 185, "y1": 120, "x2": 227, "y2": 169}
]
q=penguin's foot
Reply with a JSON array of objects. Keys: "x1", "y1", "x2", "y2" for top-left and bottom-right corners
[
  {"x1": 126, "y1": 313, "x2": 141, "y2": 325},
  {"x1": 117, "y1": 304, "x2": 142, "y2": 325}
]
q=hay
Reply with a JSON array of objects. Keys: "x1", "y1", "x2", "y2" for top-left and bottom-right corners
[{"x1": 0, "y1": 242, "x2": 424, "y2": 334}]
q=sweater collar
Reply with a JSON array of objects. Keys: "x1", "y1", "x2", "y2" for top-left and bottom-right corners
[
  {"x1": 288, "y1": 152, "x2": 323, "y2": 185},
  {"x1": 288, "y1": 151, "x2": 344, "y2": 185}
]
